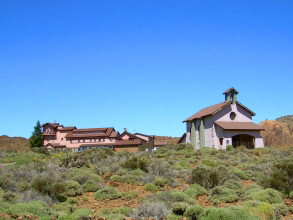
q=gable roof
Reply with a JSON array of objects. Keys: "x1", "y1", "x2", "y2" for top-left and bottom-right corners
[
  {"x1": 118, "y1": 131, "x2": 147, "y2": 142},
  {"x1": 42, "y1": 123, "x2": 62, "y2": 128},
  {"x1": 223, "y1": 87, "x2": 239, "y2": 94},
  {"x1": 215, "y1": 121, "x2": 264, "y2": 130},
  {"x1": 184, "y1": 101, "x2": 255, "y2": 122},
  {"x1": 184, "y1": 102, "x2": 230, "y2": 122}
]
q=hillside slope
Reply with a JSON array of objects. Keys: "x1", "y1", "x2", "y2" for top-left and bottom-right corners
[
  {"x1": 260, "y1": 115, "x2": 293, "y2": 147},
  {"x1": 0, "y1": 135, "x2": 30, "y2": 152}
]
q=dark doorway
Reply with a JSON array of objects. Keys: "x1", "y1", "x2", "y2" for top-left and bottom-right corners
[{"x1": 232, "y1": 134, "x2": 255, "y2": 149}]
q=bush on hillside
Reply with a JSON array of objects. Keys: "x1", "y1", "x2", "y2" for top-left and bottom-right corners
[
  {"x1": 259, "y1": 158, "x2": 293, "y2": 197},
  {"x1": 131, "y1": 201, "x2": 171, "y2": 219},
  {"x1": 143, "y1": 190, "x2": 195, "y2": 206},
  {"x1": 144, "y1": 183, "x2": 159, "y2": 192},
  {"x1": 185, "y1": 184, "x2": 207, "y2": 198},
  {"x1": 199, "y1": 206, "x2": 258, "y2": 220},
  {"x1": 209, "y1": 186, "x2": 239, "y2": 205},
  {"x1": 242, "y1": 200, "x2": 276, "y2": 220},
  {"x1": 243, "y1": 188, "x2": 283, "y2": 204},
  {"x1": 31, "y1": 173, "x2": 67, "y2": 201},
  {"x1": 83, "y1": 180, "x2": 101, "y2": 192},
  {"x1": 189, "y1": 164, "x2": 230, "y2": 189},
  {"x1": 171, "y1": 202, "x2": 189, "y2": 216},
  {"x1": 6, "y1": 201, "x2": 54, "y2": 219},
  {"x1": 121, "y1": 156, "x2": 150, "y2": 172},
  {"x1": 94, "y1": 186, "x2": 121, "y2": 200},
  {"x1": 64, "y1": 181, "x2": 82, "y2": 197}
]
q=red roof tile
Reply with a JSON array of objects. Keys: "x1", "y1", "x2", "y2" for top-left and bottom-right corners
[
  {"x1": 184, "y1": 102, "x2": 229, "y2": 122},
  {"x1": 114, "y1": 139, "x2": 142, "y2": 146},
  {"x1": 184, "y1": 101, "x2": 256, "y2": 122}
]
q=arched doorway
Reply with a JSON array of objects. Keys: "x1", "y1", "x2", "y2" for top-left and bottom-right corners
[{"x1": 232, "y1": 134, "x2": 255, "y2": 149}]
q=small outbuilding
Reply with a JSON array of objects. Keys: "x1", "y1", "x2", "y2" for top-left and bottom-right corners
[{"x1": 179, "y1": 88, "x2": 264, "y2": 150}]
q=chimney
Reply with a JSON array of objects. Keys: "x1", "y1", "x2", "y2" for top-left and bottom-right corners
[{"x1": 124, "y1": 128, "x2": 127, "y2": 132}]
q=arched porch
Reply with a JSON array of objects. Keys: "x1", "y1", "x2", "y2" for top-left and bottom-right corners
[{"x1": 232, "y1": 134, "x2": 255, "y2": 149}]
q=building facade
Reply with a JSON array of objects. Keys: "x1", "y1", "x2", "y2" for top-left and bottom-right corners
[
  {"x1": 179, "y1": 88, "x2": 264, "y2": 150},
  {"x1": 42, "y1": 124, "x2": 164, "y2": 152}
]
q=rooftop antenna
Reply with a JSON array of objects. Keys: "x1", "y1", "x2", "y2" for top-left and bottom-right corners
[
  {"x1": 133, "y1": 128, "x2": 136, "y2": 133},
  {"x1": 54, "y1": 114, "x2": 57, "y2": 123}
]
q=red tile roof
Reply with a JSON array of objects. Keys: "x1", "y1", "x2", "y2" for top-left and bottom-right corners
[
  {"x1": 184, "y1": 102, "x2": 230, "y2": 122},
  {"x1": 65, "y1": 127, "x2": 115, "y2": 138},
  {"x1": 215, "y1": 121, "x2": 264, "y2": 130},
  {"x1": 114, "y1": 139, "x2": 142, "y2": 146},
  {"x1": 184, "y1": 101, "x2": 255, "y2": 122}
]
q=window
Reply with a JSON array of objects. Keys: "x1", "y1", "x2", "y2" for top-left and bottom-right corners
[
  {"x1": 70, "y1": 140, "x2": 72, "y2": 143},
  {"x1": 61, "y1": 138, "x2": 63, "y2": 141},
  {"x1": 94, "y1": 139, "x2": 96, "y2": 142},
  {"x1": 78, "y1": 140, "x2": 80, "y2": 143},
  {"x1": 230, "y1": 112, "x2": 236, "y2": 120},
  {"x1": 83, "y1": 140, "x2": 85, "y2": 143}
]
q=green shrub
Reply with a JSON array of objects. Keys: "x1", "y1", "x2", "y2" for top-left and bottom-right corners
[
  {"x1": 184, "y1": 205, "x2": 203, "y2": 219},
  {"x1": 273, "y1": 203, "x2": 288, "y2": 216},
  {"x1": 243, "y1": 185, "x2": 263, "y2": 197},
  {"x1": 66, "y1": 197, "x2": 79, "y2": 205},
  {"x1": 0, "y1": 201, "x2": 11, "y2": 212},
  {"x1": 121, "y1": 190, "x2": 138, "y2": 200},
  {"x1": 209, "y1": 186, "x2": 239, "y2": 205},
  {"x1": 65, "y1": 181, "x2": 82, "y2": 197},
  {"x1": 223, "y1": 179, "x2": 244, "y2": 196},
  {"x1": 199, "y1": 206, "x2": 258, "y2": 220},
  {"x1": 2, "y1": 192, "x2": 18, "y2": 203},
  {"x1": 244, "y1": 188, "x2": 283, "y2": 204},
  {"x1": 201, "y1": 158, "x2": 219, "y2": 167},
  {"x1": 31, "y1": 173, "x2": 66, "y2": 201},
  {"x1": 122, "y1": 156, "x2": 150, "y2": 172},
  {"x1": 172, "y1": 202, "x2": 189, "y2": 216},
  {"x1": 145, "y1": 190, "x2": 195, "y2": 206},
  {"x1": 99, "y1": 206, "x2": 132, "y2": 219},
  {"x1": 230, "y1": 168, "x2": 249, "y2": 180},
  {"x1": 60, "y1": 154, "x2": 89, "y2": 168},
  {"x1": 72, "y1": 173, "x2": 103, "y2": 185},
  {"x1": 112, "y1": 207, "x2": 132, "y2": 215},
  {"x1": 94, "y1": 186, "x2": 121, "y2": 200},
  {"x1": 259, "y1": 158, "x2": 293, "y2": 197},
  {"x1": 226, "y1": 145, "x2": 234, "y2": 151},
  {"x1": 110, "y1": 174, "x2": 140, "y2": 184},
  {"x1": 6, "y1": 201, "x2": 54, "y2": 219},
  {"x1": 52, "y1": 202, "x2": 76, "y2": 215},
  {"x1": 69, "y1": 207, "x2": 93, "y2": 219},
  {"x1": 17, "y1": 181, "x2": 29, "y2": 192},
  {"x1": 83, "y1": 179, "x2": 101, "y2": 192},
  {"x1": 130, "y1": 201, "x2": 171, "y2": 219},
  {"x1": 242, "y1": 200, "x2": 276, "y2": 220},
  {"x1": 154, "y1": 177, "x2": 171, "y2": 187},
  {"x1": 144, "y1": 183, "x2": 159, "y2": 192},
  {"x1": 189, "y1": 165, "x2": 230, "y2": 189},
  {"x1": 185, "y1": 184, "x2": 207, "y2": 198},
  {"x1": 0, "y1": 175, "x2": 17, "y2": 191}
]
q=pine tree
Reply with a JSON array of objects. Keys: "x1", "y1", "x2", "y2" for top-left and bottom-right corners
[{"x1": 29, "y1": 120, "x2": 44, "y2": 148}]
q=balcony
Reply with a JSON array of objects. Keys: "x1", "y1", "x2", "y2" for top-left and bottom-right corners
[{"x1": 42, "y1": 132, "x2": 56, "y2": 135}]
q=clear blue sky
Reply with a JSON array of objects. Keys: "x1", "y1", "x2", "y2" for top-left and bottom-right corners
[{"x1": 1, "y1": 1, "x2": 292, "y2": 138}]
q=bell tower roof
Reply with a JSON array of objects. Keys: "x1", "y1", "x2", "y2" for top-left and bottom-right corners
[
  {"x1": 223, "y1": 87, "x2": 238, "y2": 103},
  {"x1": 223, "y1": 87, "x2": 239, "y2": 95}
]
